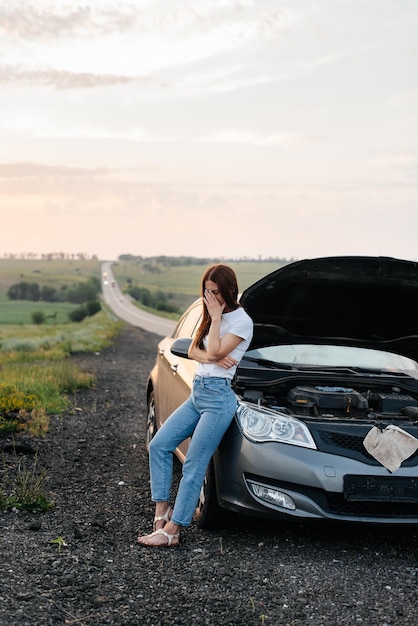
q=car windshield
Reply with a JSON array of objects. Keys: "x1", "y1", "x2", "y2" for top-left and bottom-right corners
[{"x1": 245, "y1": 344, "x2": 418, "y2": 380}]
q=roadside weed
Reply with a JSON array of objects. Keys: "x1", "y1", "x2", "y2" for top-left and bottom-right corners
[
  {"x1": 0, "y1": 452, "x2": 53, "y2": 512},
  {"x1": 51, "y1": 536, "x2": 68, "y2": 553}
]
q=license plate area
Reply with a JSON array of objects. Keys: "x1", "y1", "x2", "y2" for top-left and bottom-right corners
[{"x1": 344, "y1": 475, "x2": 418, "y2": 502}]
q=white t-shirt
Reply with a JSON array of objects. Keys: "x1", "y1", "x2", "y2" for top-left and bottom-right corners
[{"x1": 195, "y1": 307, "x2": 254, "y2": 379}]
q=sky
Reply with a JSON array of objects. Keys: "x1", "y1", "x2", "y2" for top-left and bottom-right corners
[{"x1": 0, "y1": 0, "x2": 417, "y2": 262}]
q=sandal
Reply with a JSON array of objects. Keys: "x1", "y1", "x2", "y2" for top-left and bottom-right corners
[
  {"x1": 153, "y1": 506, "x2": 172, "y2": 530},
  {"x1": 138, "y1": 528, "x2": 180, "y2": 548}
]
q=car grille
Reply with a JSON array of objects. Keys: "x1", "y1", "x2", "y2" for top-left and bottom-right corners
[
  {"x1": 320, "y1": 430, "x2": 367, "y2": 453},
  {"x1": 310, "y1": 424, "x2": 418, "y2": 467},
  {"x1": 319, "y1": 430, "x2": 378, "y2": 463},
  {"x1": 326, "y1": 494, "x2": 418, "y2": 518}
]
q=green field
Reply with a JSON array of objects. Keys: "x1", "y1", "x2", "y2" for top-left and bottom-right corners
[
  {"x1": 0, "y1": 258, "x2": 102, "y2": 325},
  {"x1": 0, "y1": 258, "x2": 101, "y2": 294},
  {"x1": 0, "y1": 299, "x2": 77, "y2": 325}
]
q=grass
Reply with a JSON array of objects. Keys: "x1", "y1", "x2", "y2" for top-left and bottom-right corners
[
  {"x1": 0, "y1": 361, "x2": 95, "y2": 418},
  {"x1": 0, "y1": 311, "x2": 122, "y2": 364},
  {"x1": 0, "y1": 312, "x2": 122, "y2": 434},
  {"x1": 0, "y1": 452, "x2": 53, "y2": 512},
  {"x1": 0, "y1": 298, "x2": 76, "y2": 325}
]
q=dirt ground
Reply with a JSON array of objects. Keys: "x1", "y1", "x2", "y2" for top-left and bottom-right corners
[{"x1": 1, "y1": 325, "x2": 418, "y2": 625}]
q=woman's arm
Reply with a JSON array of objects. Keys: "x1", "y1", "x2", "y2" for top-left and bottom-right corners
[
  {"x1": 188, "y1": 343, "x2": 210, "y2": 363},
  {"x1": 188, "y1": 341, "x2": 238, "y2": 369}
]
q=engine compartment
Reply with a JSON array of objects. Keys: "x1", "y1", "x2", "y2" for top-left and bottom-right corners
[{"x1": 242, "y1": 383, "x2": 418, "y2": 422}]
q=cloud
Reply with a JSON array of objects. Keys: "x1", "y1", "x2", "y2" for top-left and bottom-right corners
[
  {"x1": 0, "y1": 65, "x2": 138, "y2": 89},
  {"x1": 0, "y1": 1, "x2": 137, "y2": 40},
  {"x1": 0, "y1": 1, "x2": 295, "y2": 91},
  {"x1": 0, "y1": 1, "x2": 291, "y2": 43}
]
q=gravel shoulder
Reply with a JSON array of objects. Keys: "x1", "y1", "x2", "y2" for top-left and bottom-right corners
[{"x1": 1, "y1": 325, "x2": 418, "y2": 626}]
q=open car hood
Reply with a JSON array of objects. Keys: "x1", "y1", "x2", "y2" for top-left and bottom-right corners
[{"x1": 240, "y1": 256, "x2": 418, "y2": 362}]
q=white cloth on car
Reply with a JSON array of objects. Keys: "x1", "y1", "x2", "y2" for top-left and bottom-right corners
[{"x1": 363, "y1": 425, "x2": 418, "y2": 473}]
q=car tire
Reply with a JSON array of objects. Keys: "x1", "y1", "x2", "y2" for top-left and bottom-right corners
[
  {"x1": 146, "y1": 390, "x2": 157, "y2": 451},
  {"x1": 195, "y1": 458, "x2": 236, "y2": 530}
]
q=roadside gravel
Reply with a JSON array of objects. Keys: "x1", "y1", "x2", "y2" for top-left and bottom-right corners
[{"x1": 1, "y1": 325, "x2": 418, "y2": 625}]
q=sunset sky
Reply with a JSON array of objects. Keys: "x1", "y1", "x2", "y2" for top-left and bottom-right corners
[{"x1": 1, "y1": 0, "x2": 417, "y2": 262}]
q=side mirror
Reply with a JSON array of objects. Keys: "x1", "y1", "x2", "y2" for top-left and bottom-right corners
[{"x1": 171, "y1": 337, "x2": 193, "y2": 358}]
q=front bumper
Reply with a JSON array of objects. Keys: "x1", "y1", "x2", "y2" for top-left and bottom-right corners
[{"x1": 215, "y1": 427, "x2": 418, "y2": 524}]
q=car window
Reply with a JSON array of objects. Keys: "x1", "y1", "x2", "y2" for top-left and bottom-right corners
[
  {"x1": 173, "y1": 300, "x2": 202, "y2": 339},
  {"x1": 245, "y1": 344, "x2": 418, "y2": 379}
]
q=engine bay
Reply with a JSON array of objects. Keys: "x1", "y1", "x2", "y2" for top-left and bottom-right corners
[{"x1": 242, "y1": 383, "x2": 418, "y2": 422}]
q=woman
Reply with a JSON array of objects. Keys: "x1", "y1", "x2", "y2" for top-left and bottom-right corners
[{"x1": 138, "y1": 264, "x2": 253, "y2": 547}]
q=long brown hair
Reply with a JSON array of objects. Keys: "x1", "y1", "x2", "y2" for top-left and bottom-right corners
[{"x1": 193, "y1": 264, "x2": 239, "y2": 349}]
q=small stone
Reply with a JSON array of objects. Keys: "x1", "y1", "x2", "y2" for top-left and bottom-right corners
[
  {"x1": 73, "y1": 527, "x2": 83, "y2": 539},
  {"x1": 29, "y1": 519, "x2": 42, "y2": 531}
]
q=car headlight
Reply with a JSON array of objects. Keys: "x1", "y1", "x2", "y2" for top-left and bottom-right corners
[{"x1": 236, "y1": 402, "x2": 317, "y2": 449}]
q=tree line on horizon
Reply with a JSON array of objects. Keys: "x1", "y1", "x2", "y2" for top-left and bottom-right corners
[
  {"x1": 117, "y1": 254, "x2": 296, "y2": 265},
  {"x1": 3, "y1": 253, "x2": 98, "y2": 260},
  {"x1": 1, "y1": 253, "x2": 297, "y2": 264}
]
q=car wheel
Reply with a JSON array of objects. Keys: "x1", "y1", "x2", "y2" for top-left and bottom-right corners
[
  {"x1": 195, "y1": 459, "x2": 236, "y2": 530},
  {"x1": 146, "y1": 390, "x2": 157, "y2": 451}
]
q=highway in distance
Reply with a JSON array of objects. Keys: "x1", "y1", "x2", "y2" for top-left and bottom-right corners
[{"x1": 100, "y1": 262, "x2": 177, "y2": 337}]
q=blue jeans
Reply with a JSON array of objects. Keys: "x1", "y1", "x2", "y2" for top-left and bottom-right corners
[{"x1": 149, "y1": 376, "x2": 237, "y2": 527}]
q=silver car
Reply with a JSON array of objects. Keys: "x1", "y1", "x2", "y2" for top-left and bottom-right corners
[{"x1": 146, "y1": 256, "x2": 418, "y2": 528}]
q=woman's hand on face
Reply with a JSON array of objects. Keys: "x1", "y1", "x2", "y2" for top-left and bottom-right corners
[{"x1": 204, "y1": 290, "x2": 225, "y2": 320}]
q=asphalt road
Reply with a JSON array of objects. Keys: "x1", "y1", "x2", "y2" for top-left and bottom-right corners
[{"x1": 100, "y1": 261, "x2": 176, "y2": 337}]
